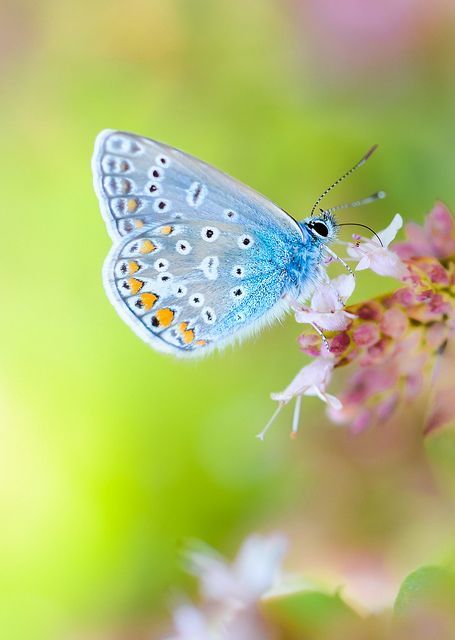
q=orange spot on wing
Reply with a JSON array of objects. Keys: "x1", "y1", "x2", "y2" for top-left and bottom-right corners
[
  {"x1": 140, "y1": 293, "x2": 158, "y2": 311},
  {"x1": 179, "y1": 322, "x2": 195, "y2": 344},
  {"x1": 128, "y1": 278, "x2": 144, "y2": 294},
  {"x1": 195, "y1": 340, "x2": 207, "y2": 347},
  {"x1": 127, "y1": 198, "x2": 139, "y2": 213},
  {"x1": 156, "y1": 308, "x2": 175, "y2": 328},
  {"x1": 128, "y1": 261, "x2": 140, "y2": 274},
  {"x1": 140, "y1": 239, "x2": 156, "y2": 254},
  {"x1": 161, "y1": 225, "x2": 174, "y2": 235},
  {"x1": 134, "y1": 219, "x2": 144, "y2": 228}
]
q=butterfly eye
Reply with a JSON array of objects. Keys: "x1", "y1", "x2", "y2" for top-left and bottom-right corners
[{"x1": 309, "y1": 220, "x2": 329, "y2": 238}]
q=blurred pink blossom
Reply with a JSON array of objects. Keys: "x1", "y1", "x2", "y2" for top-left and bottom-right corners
[
  {"x1": 394, "y1": 201, "x2": 455, "y2": 260},
  {"x1": 293, "y1": 203, "x2": 455, "y2": 435}
]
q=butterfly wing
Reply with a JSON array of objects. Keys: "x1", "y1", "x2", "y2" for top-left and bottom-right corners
[
  {"x1": 92, "y1": 130, "x2": 302, "y2": 240},
  {"x1": 93, "y1": 130, "x2": 306, "y2": 356}
]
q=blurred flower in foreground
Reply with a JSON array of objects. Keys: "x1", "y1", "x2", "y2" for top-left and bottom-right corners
[
  {"x1": 165, "y1": 533, "x2": 455, "y2": 638},
  {"x1": 165, "y1": 534, "x2": 287, "y2": 640},
  {"x1": 267, "y1": 203, "x2": 455, "y2": 437}
]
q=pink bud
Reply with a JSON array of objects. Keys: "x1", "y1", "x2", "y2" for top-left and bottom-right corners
[
  {"x1": 298, "y1": 333, "x2": 321, "y2": 357},
  {"x1": 329, "y1": 332, "x2": 350, "y2": 355},
  {"x1": 356, "y1": 301, "x2": 383, "y2": 322},
  {"x1": 380, "y1": 307, "x2": 408, "y2": 338},
  {"x1": 352, "y1": 322, "x2": 381, "y2": 347}
]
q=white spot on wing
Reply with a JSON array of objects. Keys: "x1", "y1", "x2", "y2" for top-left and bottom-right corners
[
  {"x1": 187, "y1": 181, "x2": 208, "y2": 208},
  {"x1": 231, "y1": 265, "x2": 245, "y2": 278},
  {"x1": 201, "y1": 226, "x2": 220, "y2": 242},
  {"x1": 230, "y1": 286, "x2": 246, "y2": 300},
  {"x1": 237, "y1": 234, "x2": 254, "y2": 249},
  {"x1": 202, "y1": 307, "x2": 216, "y2": 324},
  {"x1": 153, "y1": 199, "x2": 171, "y2": 213},
  {"x1": 176, "y1": 240, "x2": 192, "y2": 255},
  {"x1": 149, "y1": 166, "x2": 164, "y2": 181},
  {"x1": 189, "y1": 293, "x2": 205, "y2": 308},
  {"x1": 156, "y1": 154, "x2": 170, "y2": 167},
  {"x1": 154, "y1": 258, "x2": 169, "y2": 272},
  {"x1": 224, "y1": 209, "x2": 238, "y2": 221},
  {"x1": 199, "y1": 256, "x2": 219, "y2": 280}
]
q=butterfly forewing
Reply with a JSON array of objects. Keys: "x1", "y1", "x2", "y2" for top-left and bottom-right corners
[
  {"x1": 93, "y1": 130, "x2": 302, "y2": 240},
  {"x1": 94, "y1": 130, "x2": 306, "y2": 356}
]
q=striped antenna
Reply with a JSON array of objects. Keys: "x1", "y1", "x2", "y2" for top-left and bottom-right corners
[
  {"x1": 321, "y1": 190, "x2": 386, "y2": 215},
  {"x1": 310, "y1": 145, "x2": 378, "y2": 217}
]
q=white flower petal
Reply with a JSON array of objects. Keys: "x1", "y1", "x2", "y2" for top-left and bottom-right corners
[
  {"x1": 377, "y1": 213, "x2": 403, "y2": 247},
  {"x1": 355, "y1": 255, "x2": 372, "y2": 271}
]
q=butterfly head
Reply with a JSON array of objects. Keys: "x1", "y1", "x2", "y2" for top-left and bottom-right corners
[{"x1": 301, "y1": 212, "x2": 338, "y2": 246}]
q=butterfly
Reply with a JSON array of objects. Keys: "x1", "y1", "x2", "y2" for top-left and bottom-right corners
[{"x1": 92, "y1": 130, "x2": 381, "y2": 357}]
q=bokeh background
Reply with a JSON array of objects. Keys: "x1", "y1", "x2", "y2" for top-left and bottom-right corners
[{"x1": 2, "y1": 0, "x2": 455, "y2": 638}]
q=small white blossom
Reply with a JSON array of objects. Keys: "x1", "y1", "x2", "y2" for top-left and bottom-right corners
[
  {"x1": 271, "y1": 356, "x2": 341, "y2": 409},
  {"x1": 347, "y1": 214, "x2": 408, "y2": 278},
  {"x1": 294, "y1": 274, "x2": 356, "y2": 331}
]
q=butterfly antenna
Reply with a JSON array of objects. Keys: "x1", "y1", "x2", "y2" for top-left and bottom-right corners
[
  {"x1": 321, "y1": 190, "x2": 386, "y2": 216},
  {"x1": 310, "y1": 145, "x2": 378, "y2": 217},
  {"x1": 336, "y1": 223, "x2": 384, "y2": 247}
]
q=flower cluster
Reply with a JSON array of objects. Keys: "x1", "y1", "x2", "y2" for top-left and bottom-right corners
[
  {"x1": 165, "y1": 534, "x2": 287, "y2": 640},
  {"x1": 263, "y1": 202, "x2": 455, "y2": 438}
]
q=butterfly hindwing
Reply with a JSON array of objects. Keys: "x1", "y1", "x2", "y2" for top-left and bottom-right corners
[
  {"x1": 104, "y1": 218, "x2": 297, "y2": 356},
  {"x1": 94, "y1": 130, "x2": 307, "y2": 356}
]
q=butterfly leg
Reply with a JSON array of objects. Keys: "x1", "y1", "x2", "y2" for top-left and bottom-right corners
[
  {"x1": 310, "y1": 322, "x2": 330, "y2": 353},
  {"x1": 323, "y1": 246, "x2": 355, "y2": 278}
]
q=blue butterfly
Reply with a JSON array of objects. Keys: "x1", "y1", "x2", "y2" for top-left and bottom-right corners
[{"x1": 92, "y1": 131, "x2": 381, "y2": 357}]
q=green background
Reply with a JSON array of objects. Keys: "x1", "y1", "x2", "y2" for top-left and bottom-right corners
[{"x1": 2, "y1": 1, "x2": 455, "y2": 638}]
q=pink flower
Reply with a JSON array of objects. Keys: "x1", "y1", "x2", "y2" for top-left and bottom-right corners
[
  {"x1": 394, "y1": 201, "x2": 455, "y2": 260},
  {"x1": 347, "y1": 214, "x2": 408, "y2": 278},
  {"x1": 187, "y1": 535, "x2": 287, "y2": 607},
  {"x1": 294, "y1": 274, "x2": 356, "y2": 331}
]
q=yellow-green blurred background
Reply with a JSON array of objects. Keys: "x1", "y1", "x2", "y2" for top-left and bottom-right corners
[{"x1": 2, "y1": 1, "x2": 455, "y2": 638}]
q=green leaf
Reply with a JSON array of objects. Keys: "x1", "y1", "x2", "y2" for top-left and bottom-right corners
[
  {"x1": 394, "y1": 565, "x2": 455, "y2": 616},
  {"x1": 262, "y1": 588, "x2": 359, "y2": 638}
]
